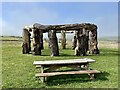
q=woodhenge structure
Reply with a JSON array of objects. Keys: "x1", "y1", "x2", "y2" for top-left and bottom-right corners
[{"x1": 22, "y1": 23, "x2": 100, "y2": 56}]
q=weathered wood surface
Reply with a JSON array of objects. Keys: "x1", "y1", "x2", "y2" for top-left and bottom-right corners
[
  {"x1": 40, "y1": 31, "x2": 44, "y2": 49},
  {"x1": 35, "y1": 65, "x2": 41, "y2": 68},
  {"x1": 35, "y1": 64, "x2": 89, "y2": 71},
  {"x1": 72, "y1": 31, "x2": 77, "y2": 50},
  {"x1": 75, "y1": 28, "x2": 88, "y2": 56},
  {"x1": 61, "y1": 30, "x2": 66, "y2": 49},
  {"x1": 22, "y1": 28, "x2": 30, "y2": 54},
  {"x1": 33, "y1": 58, "x2": 95, "y2": 65},
  {"x1": 72, "y1": 36, "x2": 77, "y2": 50},
  {"x1": 48, "y1": 30, "x2": 59, "y2": 56},
  {"x1": 32, "y1": 29, "x2": 41, "y2": 55},
  {"x1": 88, "y1": 30, "x2": 99, "y2": 54},
  {"x1": 33, "y1": 23, "x2": 97, "y2": 31},
  {"x1": 35, "y1": 70, "x2": 100, "y2": 77},
  {"x1": 23, "y1": 22, "x2": 100, "y2": 56},
  {"x1": 33, "y1": 58, "x2": 100, "y2": 82},
  {"x1": 40, "y1": 66, "x2": 45, "y2": 82}
]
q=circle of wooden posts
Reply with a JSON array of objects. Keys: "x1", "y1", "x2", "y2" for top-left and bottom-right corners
[{"x1": 22, "y1": 23, "x2": 100, "y2": 56}]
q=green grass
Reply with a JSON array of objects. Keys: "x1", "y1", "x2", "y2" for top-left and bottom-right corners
[
  {"x1": 0, "y1": 36, "x2": 22, "y2": 41},
  {"x1": 1, "y1": 40, "x2": 118, "y2": 88}
]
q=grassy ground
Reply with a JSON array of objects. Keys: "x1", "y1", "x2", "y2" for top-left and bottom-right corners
[{"x1": 1, "y1": 37, "x2": 119, "y2": 88}]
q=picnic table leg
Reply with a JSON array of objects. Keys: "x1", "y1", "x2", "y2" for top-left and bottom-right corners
[
  {"x1": 85, "y1": 63, "x2": 89, "y2": 70},
  {"x1": 81, "y1": 63, "x2": 89, "y2": 70},
  {"x1": 40, "y1": 66, "x2": 45, "y2": 83},
  {"x1": 81, "y1": 63, "x2": 95, "y2": 79},
  {"x1": 67, "y1": 65, "x2": 81, "y2": 70},
  {"x1": 84, "y1": 63, "x2": 95, "y2": 80},
  {"x1": 88, "y1": 74, "x2": 95, "y2": 80}
]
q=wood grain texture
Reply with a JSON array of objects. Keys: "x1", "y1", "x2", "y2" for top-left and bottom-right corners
[
  {"x1": 33, "y1": 58, "x2": 95, "y2": 65},
  {"x1": 35, "y1": 70, "x2": 100, "y2": 77}
]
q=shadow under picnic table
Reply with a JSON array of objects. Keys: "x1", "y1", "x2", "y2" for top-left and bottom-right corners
[{"x1": 46, "y1": 71, "x2": 109, "y2": 86}]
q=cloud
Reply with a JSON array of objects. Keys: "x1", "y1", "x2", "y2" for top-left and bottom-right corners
[
  {"x1": 2, "y1": 5, "x2": 59, "y2": 36},
  {"x1": 93, "y1": 15, "x2": 118, "y2": 37},
  {"x1": 9, "y1": 7, "x2": 59, "y2": 24},
  {"x1": 2, "y1": 2, "x2": 118, "y2": 37},
  {"x1": 63, "y1": 14, "x2": 118, "y2": 37},
  {"x1": 0, "y1": 19, "x2": 2, "y2": 36},
  {"x1": 2, "y1": 19, "x2": 20, "y2": 36}
]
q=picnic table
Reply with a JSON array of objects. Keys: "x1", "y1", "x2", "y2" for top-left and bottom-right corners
[{"x1": 33, "y1": 58, "x2": 100, "y2": 83}]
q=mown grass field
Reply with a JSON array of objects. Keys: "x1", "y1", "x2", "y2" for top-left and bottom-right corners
[{"x1": 1, "y1": 36, "x2": 119, "y2": 88}]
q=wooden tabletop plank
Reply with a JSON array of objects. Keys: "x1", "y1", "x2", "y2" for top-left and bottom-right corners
[{"x1": 33, "y1": 58, "x2": 95, "y2": 65}]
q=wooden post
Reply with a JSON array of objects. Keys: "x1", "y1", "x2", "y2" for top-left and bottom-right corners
[
  {"x1": 88, "y1": 30, "x2": 92, "y2": 54},
  {"x1": 32, "y1": 29, "x2": 41, "y2": 55},
  {"x1": 61, "y1": 30, "x2": 66, "y2": 49},
  {"x1": 28, "y1": 33, "x2": 31, "y2": 51},
  {"x1": 74, "y1": 28, "x2": 87, "y2": 56},
  {"x1": 72, "y1": 31, "x2": 77, "y2": 50},
  {"x1": 88, "y1": 29, "x2": 99, "y2": 54},
  {"x1": 85, "y1": 30, "x2": 89, "y2": 52},
  {"x1": 82, "y1": 63, "x2": 89, "y2": 70},
  {"x1": 40, "y1": 31, "x2": 44, "y2": 49},
  {"x1": 48, "y1": 30, "x2": 59, "y2": 56},
  {"x1": 82, "y1": 28, "x2": 88, "y2": 56},
  {"x1": 88, "y1": 74, "x2": 95, "y2": 80},
  {"x1": 74, "y1": 30, "x2": 82, "y2": 56},
  {"x1": 22, "y1": 28, "x2": 30, "y2": 54},
  {"x1": 40, "y1": 66, "x2": 45, "y2": 82},
  {"x1": 94, "y1": 29, "x2": 100, "y2": 54}
]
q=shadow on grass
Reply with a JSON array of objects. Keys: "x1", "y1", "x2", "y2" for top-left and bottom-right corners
[
  {"x1": 25, "y1": 48, "x2": 119, "y2": 57},
  {"x1": 45, "y1": 71, "x2": 109, "y2": 86},
  {"x1": 100, "y1": 49, "x2": 119, "y2": 56},
  {"x1": 60, "y1": 53, "x2": 75, "y2": 57},
  {"x1": 60, "y1": 48, "x2": 73, "y2": 50}
]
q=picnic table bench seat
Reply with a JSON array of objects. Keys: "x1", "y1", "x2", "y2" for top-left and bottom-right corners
[{"x1": 35, "y1": 70, "x2": 100, "y2": 77}]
